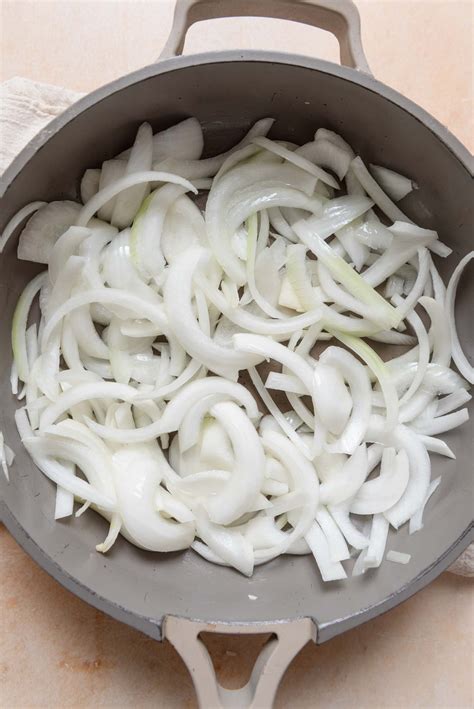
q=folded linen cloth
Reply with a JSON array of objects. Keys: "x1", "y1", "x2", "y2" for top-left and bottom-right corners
[
  {"x1": 1, "y1": 76, "x2": 472, "y2": 577},
  {"x1": 0, "y1": 77, "x2": 83, "y2": 172}
]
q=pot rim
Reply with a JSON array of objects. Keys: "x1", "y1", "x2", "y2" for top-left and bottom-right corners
[{"x1": 1, "y1": 49, "x2": 473, "y2": 200}]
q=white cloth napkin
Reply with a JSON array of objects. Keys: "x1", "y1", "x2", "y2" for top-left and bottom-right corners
[
  {"x1": 1, "y1": 76, "x2": 472, "y2": 577},
  {"x1": 0, "y1": 77, "x2": 83, "y2": 172}
]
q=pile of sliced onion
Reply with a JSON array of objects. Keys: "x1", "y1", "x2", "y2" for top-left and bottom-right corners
[{"x1": 1, "y1": 116, "x2": 471, "y2": 581}]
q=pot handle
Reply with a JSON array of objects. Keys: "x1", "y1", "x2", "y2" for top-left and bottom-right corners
[
  {"x1": 164, "y1": 616, "x2": 316, "y2": 708},
  {"x1": 159, "y1": 0, "x2": 371, "y2": 73}
]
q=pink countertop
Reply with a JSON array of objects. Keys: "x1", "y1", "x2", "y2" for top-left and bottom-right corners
[{"x1": 1, "y1": 1, "x2": 473, "y2": 706}]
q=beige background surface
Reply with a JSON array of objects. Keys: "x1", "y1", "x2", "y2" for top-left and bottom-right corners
[{"x1": 0, "y1": 0, "x2": 473, "y2": 707}]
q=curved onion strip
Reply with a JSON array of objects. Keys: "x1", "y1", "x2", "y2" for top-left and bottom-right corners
[
  {"x1": 233, "y1": 334, "x2": 315, "y2": 391},
  {"x1": 393, "y1": 248, "x2": 430, "y2": 321},
  {"x1": 261, "y1": 430, "x2": 319, "y2": 555},
  {"x1": 336, "y1": 220, "x2": 369, "y2": 272},
  {"x1": 296, "y1": 139, "x2": 352, "y2": 180},
  {"x1": 134, "y1": 358, "x2": 202, "y2": 401},
  {"x1": 118, "y1": 118, "x2": 203, "y2": 163},
  {"x1": 49, "y1": 226, "x2": 92, "y2": 284},
  {"x1": 286, "y1": 244, "x2": 320, "y2": 310},
  {"x1": 12, "y1": 272, "x2": 47, "y2": 382},
  {"x1": 319, "y1": 445, "x2": 368, "y2": 506},
  {"x1": 305, "y1": 522, "x2": 347, "y2": 581},
  {"x1": 160, "y1": 377, "x2": 260, "y2": 433},
  {"x1": 204, "y1": 401, "x2": 265, "y2": 525},
  {"x1": 155, "y1": 118, "x2": 275, "y2": 181},
  {"x1": 76, "y1": 171, "x2": 197, "y2": 227},
  {"x1": 249, "y1": 368, "x2": 313, "y2": 460},
  {"x1": 353, "y1": 513, "x2": 390, "y2": 575},
  {"x1": 206, "y1": 160, "x2": 317, "y2": 285},
  {"x1": 110, "y1": 123, "x2": 154, "y2": 229},
  {"x1": 435, "y1": 389, "x2": 471, "y2": 416},
  {"x1": 350, "y1": 448, "x2": 409, "y2": 515},
  {"x1": 315, "y1": 506, "x2": 350, "y2": 561},
  {"x1": 366, "y1": 330, "x2": 415, "y2": 345},
  {"x1": 392, "y1": 296, "x2": 430, "y2": 406},
  {"x1": 318, "y1": 261, "x2": 385, "y2": 325},
  {"x1": 390, "y1": 221, "x2": 451, "y2": 259},
  {"x1": 320, "y1": 346, "x2": 372, "y2": 454},
  {"x1": 164, "y1": 248, "x2": 263, "y2": 379},
  {"x1": 366, "y1": 417, "x2": 431, "y2": 529},
  {"x1": 196, "y1": 273, "x2": 323, "y2": 335},
  {"x1": 328, "y1": 330, "x2": 399, "y2": 433},
  {"x1": 409, "y1": 477, "x2": 441, "y2": 534},
  {"x1": 411, "y1": 408, "x2": 469, "y2": 435},
  {"x1": 369, "y1": 164, "x2": 416, "y2": 202},
  {"x1": 446, "y1": 252, "x2": 474, "y2": 384},
  {"x1": 418, "y1": 435, "x2": 455, "y2": 459},
  {"x1": 178, "y1": 397, "x2": 229, "y2": 454},
  {"x1": 252, "y1": 136, "x2": 339, "y2": 188},
  {"x1": 350, "y1": 157, "x2": 412, "y2": 224},
  {"x1": 0, "y1": 201, "x2": 47, "y2": 253},
  {"x1": 328, "y1": 504, "x2": 369, "y2": 549},
  {"x1": 215, "y1": 144, "x2": 262, "y2": 182},
  {"x1": 313, "y1": 362, "x2": 352, "y2": 436},
  {"x1": 429, "y1": 255, "x2": 446, "y2": 303},
  {"x1": 86, "y1": 377, "x2": 259, "y2": 444},
  {"x1": 398, "y1": 297, "x2": 451, "y2": 424},
  {"x1": 361, "y1": 234, "x2": 434, "y2": 291},
  {"x1": 22, "y1": 435, "x2": 116, "y2": 510},
  {"x1": 293, "y1": 208, "x2": 400, "y2": 331},
  {"x1": 265, "y1": 372, "x2": 306, "y2": 396},
  {"x1": 246, "y1": 213, "x2": 287, "y2": 319},
  {"x1": 40, "y1": 288, "x2": 168, "y2": 351},
  {"x1": 112, "y1": 445, "x2": 195, "y2": 552},
  {"x1": 39, "y1": 381, "x2": 139, "y2": 430},
  {"x1": 268, "y1": 206, "x2": 297, "y2": 242},
  {"x1": 130, "y1": 183, "x2": 186, "y2": 277}
]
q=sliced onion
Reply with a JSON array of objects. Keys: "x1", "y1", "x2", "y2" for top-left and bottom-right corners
[
  {"x1": 319, "y1": 445, "x2": 368, "y2": 506},
  {"x1": 369, "y1": 164, "x2": 416, "y2": 202},
  {"x1": 164, "y1": 248, "x2": 263, "y2": 378},
  {"x1": 12, "y1": 272, "x2": 47, "y2": 382},
  {"x1": 350, "y1": 448, "x2": 409, "y2": 514},
  {"x1": 320, "y1": 346, "x2": 372, "y2": 454},
  {"x1": 97, "y1": 159, "x2": 127, "y2": 221},
  {"x1": 446, "y1": 252, "x2": 474, "y2": 384},
  {"x1": 80, "y1": 168, "x2": 101, "y2": 205},
  {"x1": 7, "y1": 115, "x2": 471, "y2": 581},
  {"x1": 17, "y1": 201, "x2": 82, "y2": 263},
  {"x1": 0, "y1": 201, "x2": 47, "y2": 254},
  {"x1": 305, "y1": 522, "x2": 347, "y2": 581},
  {"x1": 350, "y1": 156, "x2": 412, "y2": 224},
  {"x1": 252, "y1": 136, "x2": 339, "y2": 188},
  {"x1": 409, "y1": 477, "x2": 441, "y2": 534},
  {"x1": 296, "y1": 138, "x2": 351, "y2": 180},
  {"x1": 76, "y1": 170, "x2": 197, "y2": 228},
  {"x1": 203, "y1": 401, "x2": 265, "y2": 525}
]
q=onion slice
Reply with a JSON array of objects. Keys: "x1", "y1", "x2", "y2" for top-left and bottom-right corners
[{"x1": 446, "y1": 252, "x2": 474, "y2": 384}]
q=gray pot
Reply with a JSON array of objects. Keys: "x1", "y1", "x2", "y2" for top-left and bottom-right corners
[{"x1": 0, "y1": 1, "x2": 472, "y2": 706}]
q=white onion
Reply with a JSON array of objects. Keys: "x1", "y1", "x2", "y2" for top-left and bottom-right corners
[
  {"x1": 369, "y1": 164, "x2": 416, "y2": 202},
  {"x1": 5, "y1": 116, "x2": 470, "y2": 582},
  {"x1": 0, "y1": 201, "x2": 47, "y2": 254},
  {"x1": 446, "y1": 252, "x2": 474, "y2": 384}
]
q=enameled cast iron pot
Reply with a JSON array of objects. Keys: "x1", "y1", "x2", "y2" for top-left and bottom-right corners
[{"x1": 1, "y1": 1, "x2": 473, "y2": 706}]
